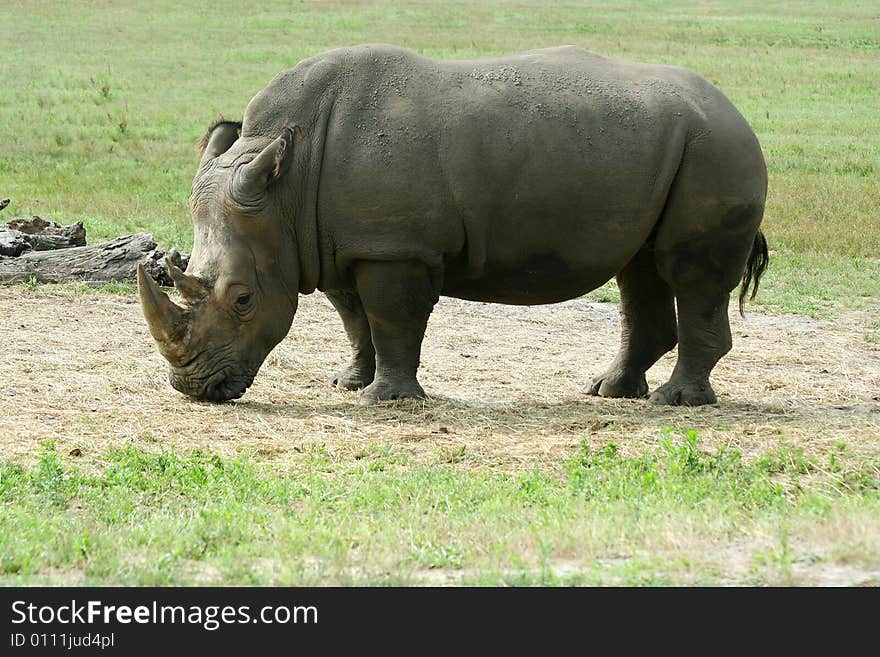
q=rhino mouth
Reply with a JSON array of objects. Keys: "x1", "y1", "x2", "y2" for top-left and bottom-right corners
[{"x1": 169, "y1": 368, "x2": 257, "y2": 402}]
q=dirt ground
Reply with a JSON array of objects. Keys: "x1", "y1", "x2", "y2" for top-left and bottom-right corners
[{"x1": 1, "y1": 285, "x2": 878, "y2": 472}]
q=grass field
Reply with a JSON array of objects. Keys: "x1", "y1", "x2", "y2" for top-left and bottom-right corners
[{"x1": 1, "y1": 1, "x2": 878, "y2": 585}]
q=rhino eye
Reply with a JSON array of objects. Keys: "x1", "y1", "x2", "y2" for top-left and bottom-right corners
[{"x1": 235, "y1": 293, "x2": 252, "y2": 307}]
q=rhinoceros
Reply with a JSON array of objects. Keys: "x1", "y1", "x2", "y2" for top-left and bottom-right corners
[{"x1": 138, "y1": 44, "x2": 768, "y2": 406}]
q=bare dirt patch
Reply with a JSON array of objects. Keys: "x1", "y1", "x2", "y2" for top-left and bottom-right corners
[{"x1": 1, "y1": 286, "x2": 878, "y2": 471}]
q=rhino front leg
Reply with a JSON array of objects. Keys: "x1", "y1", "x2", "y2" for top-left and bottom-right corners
[
  {"x1": 352, "y1": 260, "x2": 437, "y2": 405},
  {"x1": 588, "y1": 247, "x2": 677, "y2": 398},
  {"x1": 326, "y1": 290, "x2": 376, "y2": 390}
]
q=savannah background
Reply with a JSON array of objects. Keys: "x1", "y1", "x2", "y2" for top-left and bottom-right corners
[{"x1": 1, "y1": 0, "x2": 877, "y2": 585}]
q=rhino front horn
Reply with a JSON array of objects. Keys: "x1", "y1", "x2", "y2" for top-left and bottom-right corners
[{"x1": 137, "y1": 262, "x2": 188, "y2": 346}]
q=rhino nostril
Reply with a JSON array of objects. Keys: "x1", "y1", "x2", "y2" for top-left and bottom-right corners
[
  {"x1": 204, "y1": 378, "x2": 249, "y2": 402},
  {"x1": 208, "y1": 381, "x2": 231, "y2": 402}
]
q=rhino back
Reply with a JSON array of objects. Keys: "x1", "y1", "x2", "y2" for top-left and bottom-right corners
[{"x1": 250, "y1": 45, "x2": 757, "y2": 302}]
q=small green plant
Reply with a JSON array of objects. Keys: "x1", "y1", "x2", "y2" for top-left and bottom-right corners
[
  {"x1": 439, "y1": 444, "x2": 467, "y2": 464},
  {"x1": 755, "y1": 445, "x2": 814, "y2": 477},
  {"x1": 90, "y1": 65, "x2": 112, "y2": 99},
  {"x1": 110, "y1": 105, "x2": 128, "y2": 135},
  {"x1": 752, "y1": 528, "x2": 796, "y2": 585},
  {"x1": 517, "y1": 470, "x2": 554, "y2": 506},
  {"x1": 25, "y1": 441, "x2": 69, "y2": 507},
  {"x1": 100, "y1": 280, "x2": 136, "y2": 294},
  {"x1": 410, "y1": 537, "x2": 464, "y2": 569},
  {"x1": 22, "y1": 276, "x2": 40, "y2": 291},
  {"x1": 588, "y1": 280, "x2": 620, "y2": 304}
]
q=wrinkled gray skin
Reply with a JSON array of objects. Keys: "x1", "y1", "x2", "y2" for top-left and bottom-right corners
[{"x1": 139, "y1": 44, "x2": 767, "y2": 406}]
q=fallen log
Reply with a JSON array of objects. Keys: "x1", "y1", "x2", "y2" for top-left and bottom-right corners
[
  {"x1": 1, "y1": 214, "x2": 87, "y2": 256},
  {"x1": 7, "y1": 216, "x2": 86, "y2": 250},
  {"x1": 0, "y1": 228, "x2": 31, "y2": 257},
  {"x1": 0, "y1": 233, "x2": 185, "y2": 286}
]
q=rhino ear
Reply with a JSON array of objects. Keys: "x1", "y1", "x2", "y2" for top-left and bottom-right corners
[
  {"x1": 198, "y1": 120, "x2": 242, "y2": 166},
  {"x1": 233, "y1": 126, "x2": 303, "y2": 205}
]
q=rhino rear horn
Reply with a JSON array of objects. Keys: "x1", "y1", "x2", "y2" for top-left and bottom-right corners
[
  {"x1": 233, "y1": 126, "x2": 302, "y2": 206},
  {"x1": 164, "y1": 254, "x2": 207, "y2": 303}
]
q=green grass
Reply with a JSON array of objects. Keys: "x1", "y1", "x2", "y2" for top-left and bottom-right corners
[
  {"x1": 750, "y1": 249, "x2": 880, "y2": 317},
  {"x1": 3, "y1": 0, "x2": 878, "y2": 258},
  {"x1": 1, "y1": 434, "x2": 877, "y2": 585},
  {"x1": 589, "y1": 247, "x2": 880, "y2": 317},
  {"x1": 7, "y1": 278, "x2": 138, "y2": 296},
  {"x1": 4, "y1": 0, "x2": 876, "y2": 318}
]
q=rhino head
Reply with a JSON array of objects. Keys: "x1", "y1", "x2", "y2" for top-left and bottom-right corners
[{"x1": 138, "y1": 121, "x2": 304, "y2": 402}]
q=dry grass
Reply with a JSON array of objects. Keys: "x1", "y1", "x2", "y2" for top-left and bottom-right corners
[{"x1": 1, "y1": 284, "x2": 878, "y2": 473}]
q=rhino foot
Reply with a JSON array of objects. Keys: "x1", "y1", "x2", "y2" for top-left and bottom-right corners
[
  {"x1": 332, "y1": 361, "x2": 376, "y2": 391},
  {"x1": 587, "y1": 368, "x2": 648, "y2": 399},
  {"x1": 357, "y1": 379, "x2": 426, "y2": 406},
  {"x1": 648, "y1": 380, "x2": 717, "y2": 406}
]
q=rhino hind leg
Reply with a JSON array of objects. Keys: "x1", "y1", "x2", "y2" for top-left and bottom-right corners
[
  {"x1": 588, "y1": 247, "x2": 677, "y2": 399},
  {"x1": 326, "y1": 290, "x2": 376, "y2": 390},
  {"x1": 352, "y1": 260, "x2": 438, "y2": 406},
  {"x1": 649, "y1": 200, "x2": 765, "y2": 406},
  {"x1": 648, "y1": 292, "x2": 731, "y2": 406}
]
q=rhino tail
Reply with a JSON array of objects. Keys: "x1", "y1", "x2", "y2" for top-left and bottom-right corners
[{"x1": 738, "y1": 230, "x2": 769, "y2": 316}]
